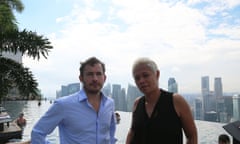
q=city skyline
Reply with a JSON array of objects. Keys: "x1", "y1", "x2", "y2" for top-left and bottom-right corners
[
  {"x1": 56, "y1": 76, "x2": 236, "y2": 98},
  {"x1": 56, "y1": 77, "x2": 240, "y2": 123},
  {"x1": 15, "y1": 0, "x2": 240, "y2": 97}
]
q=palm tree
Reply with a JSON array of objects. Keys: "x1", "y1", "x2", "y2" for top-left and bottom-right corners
[
  {"x1": 0, "y1": 0, "x2": 53, "y2": 101},
  {"x1": 0, "y1": 57, "x2": 38, "y2": 100},
  {"x1": 0, "y1": 0, "x2": 24, "y2": 32},
  {"x1": 0, "y1": 29, "x2": 52, "y2": 59}
]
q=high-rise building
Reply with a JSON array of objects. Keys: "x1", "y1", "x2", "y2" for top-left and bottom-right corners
[
  {"x1": 57, "y1": 82, "x2": 80, "y2": 98},
  {"x1": 119, "y1": 88, "x2": 127, "y2": 111},
  {"x1": 168, "y1": 77, "x2": 178, "y2": 93},
  {"x1": 68, "y1": 83, "x2": 80, "y2": 94},
  {"x1": 201, "y1": 76, "x2": 210, "y2": 96},
  {"x1": 232, "y1": 94, "x2": 240, "y2": 121},
  {"x1": 223, "y1": 96, "x2": 234, "y2": 122},
  {"x1": 201, "y1": 76, "x2": 210, "y2": 116},
  {"x1": 126, "y1": 84, "x2": 142, "y2": 112},
  {"x1": 201, "y1": 76, "x2": 218, "y2": 121},
  {"x1": 194, "y1": 97, "x2": 203, "y2": 120},
  {"x1": 102, "y1": 83, "x2": 111, "y2": 97},
  {"x1": 214, "y1": 77, "x2": 223, "y2": 98},
  {"x1": 112, "y1": 84, "x2": 121, "y2": 110},
  {"x1": 216, "y1": 97, "x2": 228, "y2": 123},
  {"x1": 204, "y1": 91, "x2": 217, "y2": 112}
]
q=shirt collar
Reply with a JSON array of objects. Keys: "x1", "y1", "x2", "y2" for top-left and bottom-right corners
[{"x1": 78, "y1": 89, "x2": 108, "y2": 104}]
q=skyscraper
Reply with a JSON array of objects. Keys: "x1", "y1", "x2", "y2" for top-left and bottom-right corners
[
  {"x1": 201, "y1": 76, "x2": 217, "y2": 121},
  {"x1": 201, "y1": 76, "x2": 210, "y2": 96},
  {"x1": 214, "y1": 77, "x2": 223, "y2": 98},
  {"x1": 126, "y1": 84, "x2": 142, "y2": 112},
  {"x1": 102, "y1": 83, "x2": 111, "y2": 97},
  {"x1": 168, "y1": 77, "x2": 178, "y2": 93},
  {"x1": 57, "y1": 82, "x2": 80, "y2": 98},
  {"x1": 112, "y1": 84, "x2": 121, "y2": 110},
  {"x1": 194, "y1": 97, "x2": 203, "y2": 120},
  {"x1": 232, "y1": 94, "x2": 240, "y2": 121}
]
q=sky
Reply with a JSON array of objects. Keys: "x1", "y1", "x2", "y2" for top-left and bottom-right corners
[{"x1": 14, "y1": 0, "x2": 240, "y2": 98}]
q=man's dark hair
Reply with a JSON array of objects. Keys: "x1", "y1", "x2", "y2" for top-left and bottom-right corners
[
  {"x1": 79, "y1": 57, "x2": 105, "y2": 76},
  {"x1": 218, "y1": 134, "x2": 230, "y2": 143}
]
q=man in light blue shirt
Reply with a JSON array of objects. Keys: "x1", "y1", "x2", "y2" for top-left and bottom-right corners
[{"x1": 31, "y1": 57, "x2": 116, "y2": 144}]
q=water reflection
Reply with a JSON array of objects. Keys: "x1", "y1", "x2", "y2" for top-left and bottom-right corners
[{"x1": 2, "y1": 100, "x2": 59, "y2": 143}]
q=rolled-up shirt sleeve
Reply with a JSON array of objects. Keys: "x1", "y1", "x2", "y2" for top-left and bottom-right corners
[{"x1": 31, "y1": 101, "x2": 64, "y2": 144}]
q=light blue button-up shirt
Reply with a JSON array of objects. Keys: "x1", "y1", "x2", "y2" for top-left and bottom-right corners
[{"x1": 31, "y1": 89, "x2": 116, "y2": 144}]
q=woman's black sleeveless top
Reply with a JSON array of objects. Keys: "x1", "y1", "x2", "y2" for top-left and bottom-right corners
[{"x1": 131, "y1": 89, "x2": 183, "y2": 144}]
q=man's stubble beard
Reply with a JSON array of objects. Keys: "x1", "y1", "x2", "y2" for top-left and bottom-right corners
[{"x1": 83, "y1": 84, "x2": 102, "y2": 95}]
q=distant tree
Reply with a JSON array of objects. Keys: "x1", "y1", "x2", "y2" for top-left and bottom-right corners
[{"x1": 0, "y1": 0, "x2": 53, "y2": 101}]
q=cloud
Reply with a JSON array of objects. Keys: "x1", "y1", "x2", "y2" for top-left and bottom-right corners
[{"x1": 23, "y1": 0, "x2": 240, "y2": 96}]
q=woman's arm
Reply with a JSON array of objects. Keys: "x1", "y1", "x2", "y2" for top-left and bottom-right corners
[
  {"x1": 173, "y1": 94, "x2": 198, "y2": 144},
  {"x1": 126, "y1": 129, "x2": 134, "y2": 144},
  {"x1": 125, "y1": 98, "x2": 140, "y2": 144}
]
